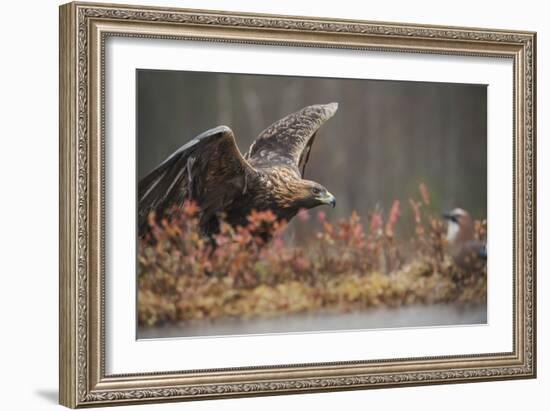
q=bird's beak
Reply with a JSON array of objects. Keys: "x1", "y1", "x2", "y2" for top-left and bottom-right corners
[
  {"x1": 319, "y1": 191, "x2": 336, "y2": 208},
  {"x1": 441, "y1": 211, "x2": 457, "y2": 223}
]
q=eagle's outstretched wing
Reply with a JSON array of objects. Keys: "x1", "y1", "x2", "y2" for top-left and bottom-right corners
[
  {"x1": 138, "y1": 126, "x2": 253, "y2": 234},
  {"x1": 245, "y1": 103, "x2": 338, "y2": 177}
]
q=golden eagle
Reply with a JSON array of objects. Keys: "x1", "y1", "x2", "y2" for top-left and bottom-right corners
[{"x1": 138, "y1": 103, "x2": 338, "y2": 237}]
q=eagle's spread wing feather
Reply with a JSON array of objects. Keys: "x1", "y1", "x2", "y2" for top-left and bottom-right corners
[
  {"x1": 245, "y1": 103, "x2": 338, "y2": 177},
  {"x1": 138, "y1": 126, "x2": 253, "y2": 233}
]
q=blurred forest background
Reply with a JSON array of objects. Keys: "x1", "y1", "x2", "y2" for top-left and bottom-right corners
[{"x1": 137, "y1": 70, "x2": 487, "y2": 241}]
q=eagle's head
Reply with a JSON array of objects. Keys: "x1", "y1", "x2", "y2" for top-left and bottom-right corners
[{"x1": 289, "y1": 179, "x2": 336, "y2": 210}]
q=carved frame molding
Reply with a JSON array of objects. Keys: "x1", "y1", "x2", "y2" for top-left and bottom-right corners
[{"x1": 59, "y1": 2, "x2": 536, "y2": 407}]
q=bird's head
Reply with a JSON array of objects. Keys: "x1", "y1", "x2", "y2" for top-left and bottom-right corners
[
  {"x1": 291, "y1": 180, "x2": 336, "y2": 210},
  {"x1": 442, "y1": 208, "x2": 474, "y2": 244}
]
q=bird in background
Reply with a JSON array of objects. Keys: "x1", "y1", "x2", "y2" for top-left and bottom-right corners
[
  {"x1": 442, "y1": 208, "x2": 487, "y2": 272},
  {"x1": 138, "y1": 103, "x2": 338, "y2": 238}
]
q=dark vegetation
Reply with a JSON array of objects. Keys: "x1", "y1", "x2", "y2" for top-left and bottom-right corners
[{"x1": 138, "y1": 185, "x2": 487, "y2": 327}]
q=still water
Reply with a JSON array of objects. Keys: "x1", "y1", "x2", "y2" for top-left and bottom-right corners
[{"x1": 138, "y1": 303, "x2": 487, "y2": 339}]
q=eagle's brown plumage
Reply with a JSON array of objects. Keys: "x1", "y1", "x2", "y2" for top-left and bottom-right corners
[{"x1": 138, "y1": 103, "x2": 338, "y2": 237}]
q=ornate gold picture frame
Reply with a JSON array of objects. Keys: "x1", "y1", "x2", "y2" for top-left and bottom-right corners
[{"x1": 59, "y1": 1, "x2": 536, "y2": 408}]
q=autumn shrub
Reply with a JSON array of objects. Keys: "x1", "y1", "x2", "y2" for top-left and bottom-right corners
[{"x1": 138, "y1": 185, "x2": 487, "y2": 327}]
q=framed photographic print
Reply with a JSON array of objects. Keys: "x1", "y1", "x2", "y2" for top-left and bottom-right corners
[{"x1": 59, "y1": 1, "x2": 537, "y2": 408}]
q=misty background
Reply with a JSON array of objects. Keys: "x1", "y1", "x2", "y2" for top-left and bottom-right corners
[{"x1": 137, "y1": 69, "x2": 487, "y2": 239}]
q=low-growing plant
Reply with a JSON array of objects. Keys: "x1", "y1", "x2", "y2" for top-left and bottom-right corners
[{"x1": 138, "y1": 185, "x2": 486, "y2": 327}]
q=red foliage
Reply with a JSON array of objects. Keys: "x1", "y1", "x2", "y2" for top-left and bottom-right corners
[{"x1": 137, "y1": 184, "x2": 487, "y2": 326}]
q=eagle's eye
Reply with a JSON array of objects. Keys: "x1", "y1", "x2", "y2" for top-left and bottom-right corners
[{"x1": 311, "y1": 187, "x2": 321, "y2": 195}]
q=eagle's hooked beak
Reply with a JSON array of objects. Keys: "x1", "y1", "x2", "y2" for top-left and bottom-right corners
[{"x1": 319, "y1": 191, "x2": 336, "y2": 208}]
